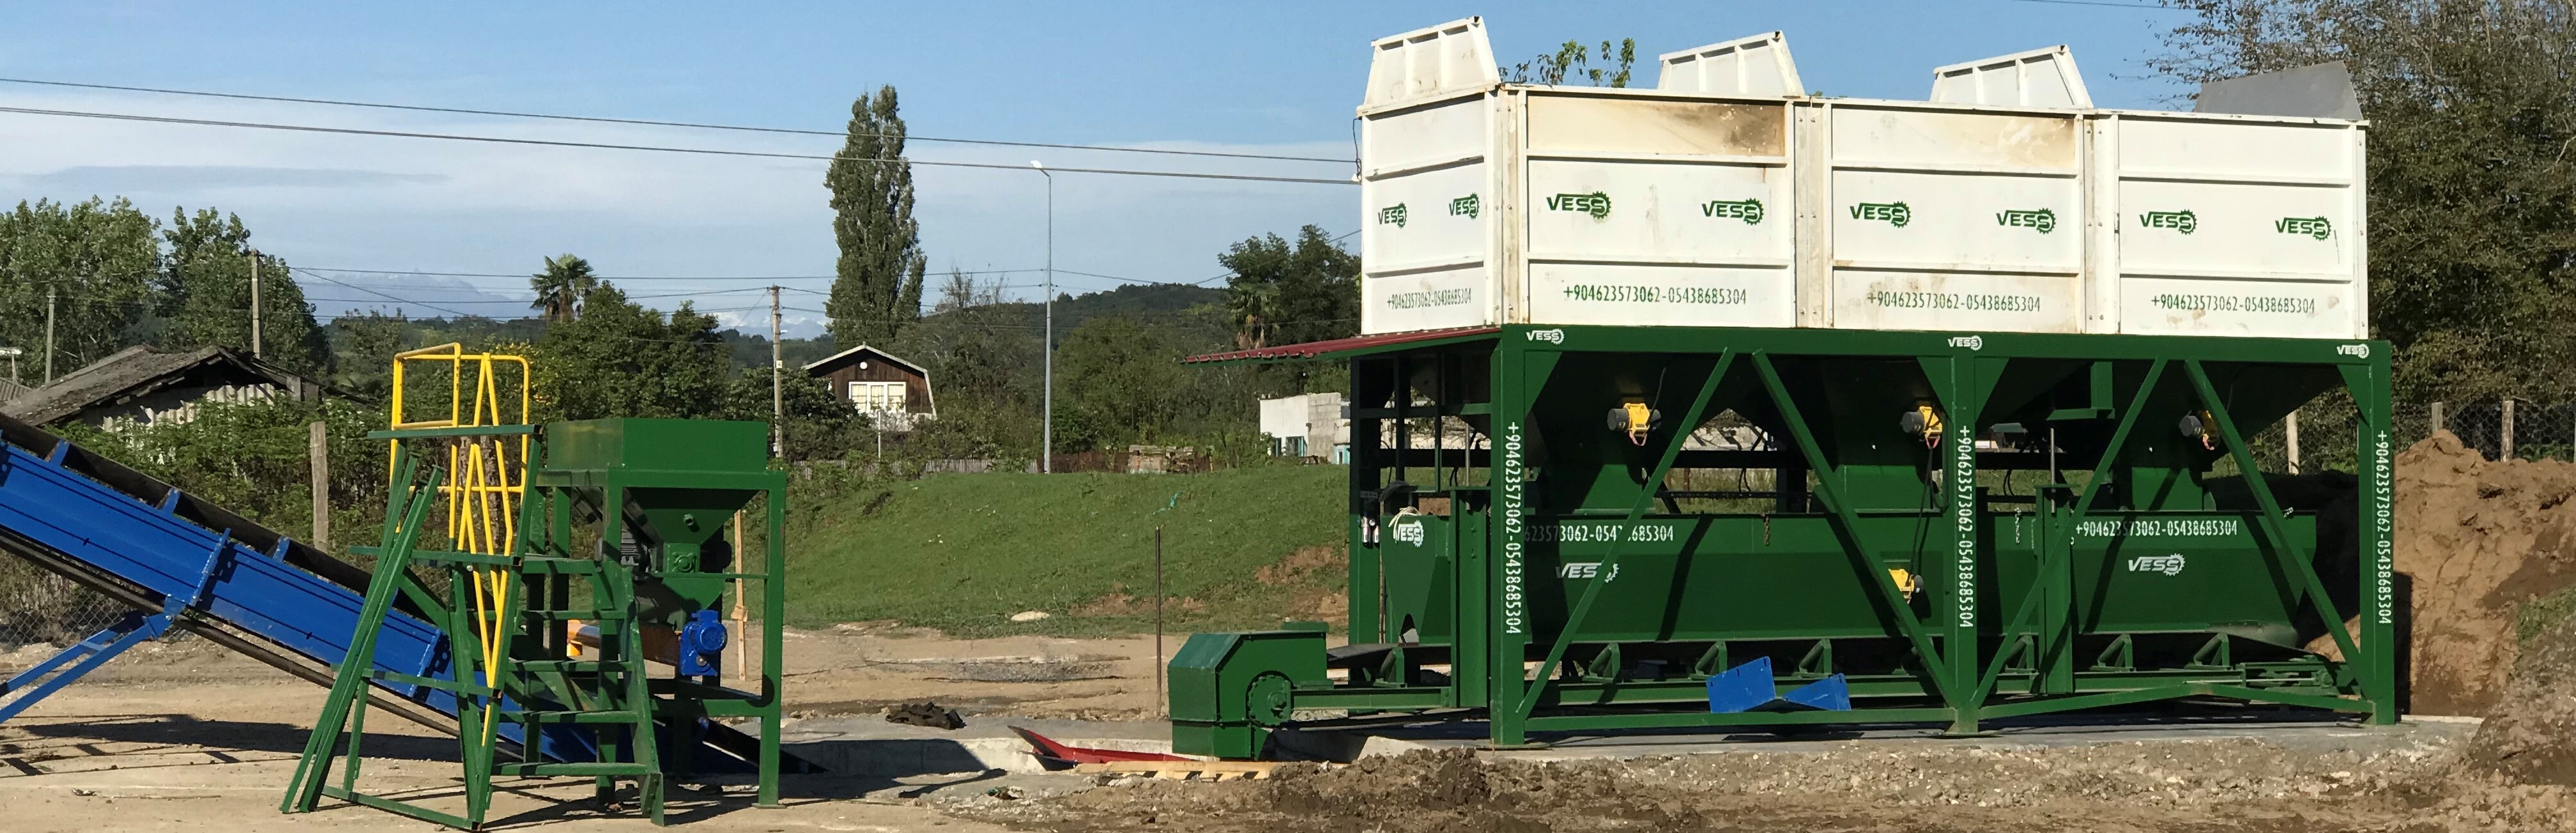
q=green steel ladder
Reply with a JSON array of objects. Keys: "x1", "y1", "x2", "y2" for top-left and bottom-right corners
[{"x1": 280, "y1": 450, "x2": 672, "y2": 829}]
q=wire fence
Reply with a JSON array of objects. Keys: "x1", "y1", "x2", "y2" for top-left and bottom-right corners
[
  {"x1": 0, "y1": 561, "x2": 153, "y2": 656},
  {"x1": 2239, "y1": 399, "x2": 2575, "y2": 475}
]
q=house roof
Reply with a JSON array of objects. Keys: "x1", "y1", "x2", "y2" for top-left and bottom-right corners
[
  {"x1": 0, "y1": 345, "x2": 339, "y2": 425},
  {"x1": 801, "y1": 344, "x2": 928, "y2": 376}
]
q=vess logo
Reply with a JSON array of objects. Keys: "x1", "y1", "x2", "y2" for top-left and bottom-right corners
[
  {"x1": 1390, "y1": 519, "x2": 1425, "y2": 546},
  {"x1": 2139, "y1": 210, "x2": 2198, "y2": 234},
  {"x1": 1448, "y1": 194, "x2": 1480, "y2": 219},
  {"x1": 1850, "y1": 201, "x2": 1912, "y2": 227},
  {"x1": 1545, "y1": 192, "x2": 1612, "y2": 218},
  {"x1": 1995, "y1": 208, "x2": 2055, "y2": 233},
  {"x1": 2126, "y1": 554, "x2": 2188, "y2": 576},
  {"x1": 2276, "y1": 216, "x2": 2332, "y2": 240},
  {"x1": 1701, "y1": 198, "x2": 1763, "y2": 224},
  {"x1": 1377, "y1": 203, "x2": 1408, "y2": 227}
]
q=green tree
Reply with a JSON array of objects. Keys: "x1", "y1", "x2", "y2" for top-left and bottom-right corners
[
  {"x1": 0, "y1": 197, "x2": 159, "y2": 383},
  {"x1": 721, "y1": 367, "x2": 860, "y2": 461},
  {"x1": 533, "y1": 282, "x2": 735, "y2": 420},
  {"x1": 891, "y1": 270, "x2": 1041, "y2": 462},
  {"x1": 1055, "y1": 315, "x2": 1189, "y2": 451},
  {"x1": 1504, "y1": 38, "x2": 1637, "y2": 86},
  {"x1": 158, "y1": 208, "x2": 327, "y2": 372},
  {"x1": 2152, "y1": 0, "x2": 2576, "y2": 401},
  {"x1": 824, "y1": 85, "x2": 928, "y2": 349},
  {"x1": 1218, "y1": 225, "x2": 1360, "y2": 349},
  {"x1": 329, "y1": 309, "x2": 409, "y2": 400},
  {"x1": 528, "y1": 254, "x2": 598, "y2": 323}
]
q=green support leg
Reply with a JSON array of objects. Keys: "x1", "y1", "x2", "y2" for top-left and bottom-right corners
[
  {"x1": 760, "y1": 483, "x2": 787, "y2": 807},
  {"x1": 2340, "y1": 359, "x2": 2400, "y2": 724},
  {"x1": 1925, "y1": 354, "x2": 1999, "y2": 737}
]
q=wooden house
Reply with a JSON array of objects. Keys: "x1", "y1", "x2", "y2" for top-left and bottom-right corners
[{"x1": 802, "y1": 345, "x2": 934, "y2": 431}]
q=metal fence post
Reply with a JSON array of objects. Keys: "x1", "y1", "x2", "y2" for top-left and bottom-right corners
[
  {"x1": 2285, "y1": 411, "x2": 2301, "y2": 475},
  {"x1": 2431, "y1": 401, "x2": 2445, "y2": 436},
  {"x1": 2501, "y1": 399, "x2": 2517, "y2": 460}
]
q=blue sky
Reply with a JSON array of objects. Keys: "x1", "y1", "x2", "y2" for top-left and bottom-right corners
[{"x1": 0, "y1": 1, "x2": 2193, "y2": 336}]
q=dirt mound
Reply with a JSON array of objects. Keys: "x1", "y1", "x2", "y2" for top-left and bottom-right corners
[
  {"x1": 2460, "y1": 612, "x2": 2576, "y2": 786},
  {"x1": 2379, "y1": 431, "x2": 2576, "y2": 715}
]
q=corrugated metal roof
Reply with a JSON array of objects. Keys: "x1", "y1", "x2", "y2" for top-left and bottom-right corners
[
  {"x1": 1181, "y1": 327, "x2": 1501, "y2": 365},
  {"x1": 0, "y1": 346, "x2": 338, "y2": 425}
]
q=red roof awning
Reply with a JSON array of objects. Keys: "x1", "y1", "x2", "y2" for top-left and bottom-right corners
[{"x1": 1181, "y1": 326, "x2": 1502, "y2": 365}]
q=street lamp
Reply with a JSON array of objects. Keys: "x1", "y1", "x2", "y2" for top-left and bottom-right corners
[{"x1": 1032, "y1": 160, "x2": 1054, "y2": 473}]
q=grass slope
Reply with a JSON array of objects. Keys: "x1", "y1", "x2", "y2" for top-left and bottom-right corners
[{"x1": 781, "y1": 465, "x2": 1346, "y2": 638}]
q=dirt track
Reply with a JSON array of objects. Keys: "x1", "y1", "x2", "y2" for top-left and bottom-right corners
[{"x1": 0, "y1": 626, "x2": 1158, "y2": 832}]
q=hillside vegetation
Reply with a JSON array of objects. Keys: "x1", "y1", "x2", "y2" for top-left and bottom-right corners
[{"x1": 779, "y1": 464, "x2": 1348, "y2": 638}]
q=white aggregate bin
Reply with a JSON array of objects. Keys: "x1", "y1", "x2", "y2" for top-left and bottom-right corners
[
  {"x1": 1354, "y1": 19, "x2": 2370, "y2": 340},
  {"x1": 1360, "y1": 19, "x2": 1798, "y2": 335},
  {"x1": 1518, "y1": 91, "x2": 1797, "y2": 330},
  {"x1": 2092, "y1": 112, "x2": 2367, "y2": 338},
  {"x1": 1799, "y1": 100, "x2": 2089, "y2": 333}
]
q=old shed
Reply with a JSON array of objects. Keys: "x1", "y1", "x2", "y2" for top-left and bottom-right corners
[{"x1": 802, "y1": 344, "x2": 934, "y2": 430}]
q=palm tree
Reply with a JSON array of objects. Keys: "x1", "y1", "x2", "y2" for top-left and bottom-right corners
[
  {"x1": 1224, "y1": 279, "x2": 1277, "y2": 349},
  {"x1": 529, "y1": 254, "x2": 597, "y2": 323}
]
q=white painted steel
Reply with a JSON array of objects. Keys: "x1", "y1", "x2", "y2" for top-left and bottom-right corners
[
  {"x1": 2095, "y1": 111, "x2": 2367, "y2": 337},
  {"x1": 1355, "y1": 20, "x2": 2368, "y2": 339},
  {"x1": 1657, "y1": 32, "x2": 1803, "y2": 97},
  {"x1": 1365, "y1": 18, "x2": 1499, "y2": 110},
  {"x1": 1361, "y1": 93, "x2": 1497, "y2": 335},
  {"x1": 1930, "y1": 45, "x2": 2093, "y2": 109},
  {"x1": 1809, "y1": 101, "x2": 2087, "y2": 333}
]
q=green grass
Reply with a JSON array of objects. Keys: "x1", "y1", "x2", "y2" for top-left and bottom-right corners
[
  {"x1": 2518, "y1": 583, "x2": 2576, "y2": 650},
  {"x1": 778, "y1": 465, "x2": 1349, "y2": 638}
]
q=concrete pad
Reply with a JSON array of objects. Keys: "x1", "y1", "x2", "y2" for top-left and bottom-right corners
[
  {"x1": 782, "y1": 715, "x2": 1174, "y2": 776},
  {"x1": 1272, "y1": 711, "x2": 2476, "y2": 763}
]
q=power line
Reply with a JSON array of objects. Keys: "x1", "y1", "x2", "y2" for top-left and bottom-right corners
[
  {"x1": 0, "y1": 105, "x2": 1360, "y2": 186},
  {"x1": 294, "y1": 265, "x2": 1053, "y2": 280},
  {"x1": 2001, "y1": 0, "x2": 2186, "y2": 9},
  {"x1": 292, "y1": 268, "x2": 479, "y2": 319},
  {"x1": 0, "y1": 76, "x2": 1356, "y2": 164}
]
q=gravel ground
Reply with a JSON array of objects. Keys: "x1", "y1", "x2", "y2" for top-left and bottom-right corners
[{"x1": 944, "y1": 734, "x2": 2576, "y2": 833}]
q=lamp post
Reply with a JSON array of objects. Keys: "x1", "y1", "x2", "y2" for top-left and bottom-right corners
[{"x1": 1033, "y1": 160, "x2": 1054, "y2": 473}]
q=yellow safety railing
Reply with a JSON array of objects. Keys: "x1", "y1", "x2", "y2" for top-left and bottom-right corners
[{"x1": 388, "y1": 343, "x2": 532, "y2": 738}]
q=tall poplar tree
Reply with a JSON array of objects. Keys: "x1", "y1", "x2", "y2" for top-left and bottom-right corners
[{"x1": 823, "y1": 85, "x2": 926, "y2": 349}]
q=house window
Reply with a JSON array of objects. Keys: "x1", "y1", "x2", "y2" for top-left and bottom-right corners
[{"x1": 848, "y1": 381, "x2": 905, "y2": 413}]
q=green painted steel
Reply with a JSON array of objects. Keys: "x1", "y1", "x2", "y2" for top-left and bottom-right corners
[
  {"x1": 1169, "y1": 626, "x2": 1331, "y2": 759},
  {"x1": 283, "y1": 418, "x2": 790, "y2": 829},
  {"x1": 1172, "y1": 325, "x2": 2396, "y2": 757}
]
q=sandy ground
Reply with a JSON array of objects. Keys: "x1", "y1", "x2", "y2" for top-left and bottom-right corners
[
  {"x1": 0, "y1": 626, "x2": 1165, "y2": 832},
  {"x1": 8, "y1": 627, "x2": 2575, "y2": 833}
]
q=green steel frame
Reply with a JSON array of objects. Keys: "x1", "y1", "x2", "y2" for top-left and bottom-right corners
[
  {"x1": 282, "y1": 419, "x2": 788, "y2": 829},
  {"x1": 1170, "y1": 325, "x2": 2396, "y2": 756}
]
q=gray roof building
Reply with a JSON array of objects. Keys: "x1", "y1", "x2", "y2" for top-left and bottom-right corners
[{"x1": 0, "y1": 346, "x2": 337, "y2": 429}]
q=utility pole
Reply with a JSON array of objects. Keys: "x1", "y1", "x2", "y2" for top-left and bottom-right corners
[
  {"x1": 2285, "y1": 411, "x2": 2301, "y2": 475},
  {"x1": 250, "y1": 254, "x2": 264, "y2": 359},
  {"x1": 1032, "y1": 161, "x2": 1054, "y2": 473},
  {"x1": 309, "y1": 420, "x2": 330, "y2": 551},
  {"x1": 770, "y1": 286, "x2": 784, "y2": 458},
  {"x1": 43, "y1": 282, "x2": 57, "y2": 383}
]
